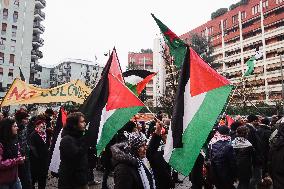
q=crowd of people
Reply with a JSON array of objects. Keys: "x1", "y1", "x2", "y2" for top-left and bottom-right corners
[{"x1": 0, "y1": 107, "x2": 284, "y2": 189}]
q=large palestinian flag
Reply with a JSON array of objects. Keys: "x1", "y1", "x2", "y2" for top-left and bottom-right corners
[
  {"x1": 163, "y1": 48, "x2": 233, "y2": 175},
  {"x1": 80, "y1": 48, "x2": 144, "y2": 155},
  {"x1": 123, "y1": 70, "x2": 156, "y2": 95}
]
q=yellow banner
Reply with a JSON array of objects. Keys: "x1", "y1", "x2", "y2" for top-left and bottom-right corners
[{"x1": 0, "y1": 79, "x2": 92, "y2": 107}]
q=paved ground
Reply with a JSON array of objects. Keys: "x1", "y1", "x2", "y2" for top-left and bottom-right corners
[{"x1": 46, "y1": 170, "x2": 192, "y2": 189}]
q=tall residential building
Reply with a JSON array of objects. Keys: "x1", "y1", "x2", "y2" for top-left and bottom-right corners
[
  {"x1": 128, "y1": 51, "x2": 154, "y2": 105},
  {"x1": 49, "y1": 59, "x2": 103, "y2": 88},
  {"x1": 154, "y1": 0, "x2": 284, "y2": 105},
  {"x1": 0, "y1": 0, "x2": 46, "y2": 98}
]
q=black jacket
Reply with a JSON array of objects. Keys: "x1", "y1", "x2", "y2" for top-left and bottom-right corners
[
  {"x1": 58, "y1": 128, "x2": 88, "y2": 189},
  {"x1": 146, "y1": 134, "x2": 174, "y2": 189},
  {"x1": 209, "y1": 140, "x2": 237, "y2": 183},
  {"x1": 111, "y1": 142, "x2": 144, "y2": 189},
  {"x1": 269, "y1": 127, "x2": 284, "y2": 189},
  {"x1": 29, "y1": 131, "x2": 49, "y2": 179}
]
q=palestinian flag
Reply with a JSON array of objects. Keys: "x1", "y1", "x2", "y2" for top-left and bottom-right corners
[
  {"x1": 123, "y1": 70, "x2": 156, "y2": 96},
  {"x1": 49, "y1": 107, "x2": 67, "y2": 173},
  {"x1": 151, "y1": 14, "x2": 187, "y2": 69},
  {"x1": 244, "y1": 50, "x2": 262, "y2": 76},
  {"x1": 80, "y1": 48, "x2": 144, "y2": 155},
  {"x1": 164, "y1": 48, "x2": 233, "y2": 175},
  {"x1": 226, "y1": 115, "x2": 235, "y2": 128}
]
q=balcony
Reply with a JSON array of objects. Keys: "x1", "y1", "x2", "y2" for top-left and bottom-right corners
[
  {"x1": 33, "y1": 22, "x2": 45, "y2": 34},
  {"x1": 32, "y1": 36, "x2": 44, "y2": 47},
  {"x1": 35, "y1": 0, "x2": 46, "y2": 8},
  {"x1": 34, "y1": 9, "x2": 45, "y2": 21},
  {"x1": 31, "y1": 50, "x2": 43, "y2": 59}
]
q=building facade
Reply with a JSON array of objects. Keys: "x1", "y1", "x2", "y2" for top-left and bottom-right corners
[
  {"x1": 179, "y1": 0, "x2": 283, "y2": 104},
  {"x1": 0, "y1": 0, "x2": 45, "y2": 98},
  {"x1": 49, "y1": 59, "x2": 103, "y2": 88},
  {"x1": 128, "y1": 51, "x2": 154, "y2": 105}
]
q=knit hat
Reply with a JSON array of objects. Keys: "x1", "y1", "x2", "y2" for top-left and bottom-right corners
[
  {"x1": 218, "y1": 126, "x2": 230, "y2": 135},
  {"x1": 128, "y1": 132, "x2": 146, "y2": 155}
]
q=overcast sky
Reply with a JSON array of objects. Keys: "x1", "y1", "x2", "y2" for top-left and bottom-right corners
[{"x1": 41, "y1": 0, "x2": 239, "y2": 70}]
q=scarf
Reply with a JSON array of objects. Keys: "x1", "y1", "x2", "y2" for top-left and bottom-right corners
[
  {"x1": 209, "y1": 131, "x2": 231, "y2": 145},
  {"x1": 232, "y1": 137, "x2": 252, "y2": 149},
  {"x1": 35, "y1": 127, "x2": 46, "y2": 143},
  {"x1": 137, "y1": 158, "x2": 156, "y2": 189}
]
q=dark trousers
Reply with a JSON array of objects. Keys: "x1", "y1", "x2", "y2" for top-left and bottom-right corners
[
  {"x1": 249, "y1": 166, "x2": 262, "y2": 189},
  {"x1": 238, "y1": 179, "x2": 250, "y2": 189},
  {"x1": 190, "y1": 154, "x2": 204, "y2": 189},
  {"x1": 102, "y1": 168, "x2": 111, "y2": 189},
  {"x1": 18, "y1": 159, "x2": 32, "y2": 189}
]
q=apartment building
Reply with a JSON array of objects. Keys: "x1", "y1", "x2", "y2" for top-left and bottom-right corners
[
  {"x1": 0, "y1": 0, "x2": 46, "y2": 99},
  {"x1": 128, "y1": 51, "x2": 154, "y2": 105},
  {"x1": 179, "y1": 0, "x2": 284, "y2": 104},
  {"x1": 49, "y1": 59, "x2": 103, "y2": 88}
]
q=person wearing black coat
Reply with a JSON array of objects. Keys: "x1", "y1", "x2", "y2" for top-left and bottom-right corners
[
  {"x1": 208, "y1": 126, "x2": 237, "y2": 189},
  {"x1": 111, "y1": 132, "x2": 156, "y2": 189},
  {"x1": 29, "y1": 120, "x2": 49, "y2": 189},
  {"x1": 146, "y1": 122, "x2": 174, "y2": 189},
  {"x1": 58, "y1": 112, "x2": 89, "y2": 189},
  {"x1": 232, "y1": 126, "x2": 255, "y2": 189},
  {"x1": 269, "y1": 123, "x2": 284, "y2": 189}
]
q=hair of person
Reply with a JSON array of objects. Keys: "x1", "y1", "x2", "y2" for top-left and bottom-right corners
[
  {"x1": 261, "y1": 117, "x2": 270, "y2": 126},
  {"x1": 14, "y1": 110, "x2": 29, "y2": 123},
  {"x1": 247, "y1": 115, "x2": 259, "y2": 123},
  {"x1": 121, "y1": 121, "x2": 136, "y2": 133},
  {"x1": 35, "y1": 119, "x2": 45, "y2": 126},
  {"x1": 0, "y1": 118, "x2": 16, "y2": 144},
  {"x1": 65, "y1": 112, "x2": 85, "y2": 129},
  {"x1": 236, "y1": 126, "x2": 249, "y2": 138},
  {"x1": 45, "y1": 108, "x2": 54, "y2": 116},
  {"x1": 218, "y1": 125, "x2": 230, "y2": 135}
]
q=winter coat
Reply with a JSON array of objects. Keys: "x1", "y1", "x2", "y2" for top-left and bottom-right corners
[
  {"x1": 257, "y1": 124, "x2": 272, "y2": 173},
  {"x1": 0, "y1": 142, "x2": 21, "y2": 184},
  {"x1": 17, "y1": 124, "x2": 30, "y2": 157},
  {"x1": 146, "y1": 133, "x2": 174, "y2": 189},
  {"x1": 111, "y1": 142, "x2": 144, "y2": 189},
  {"x1": 58, "y1": 128, "x2": 89, "y2": 189},
  {"x1": 209, "y1": 140, "x2": 237, "y2": 183},
  {"x1": 245, "y1": 123, "x2": 264, "y2": 166},
  {"x1": 29, "y1": 131, "x2": 49, "y2": 180},
  {"x1": 269, "y1": 127, "x2": 284, "y2": 189},
  {"x1": 232, "y1": 137, "x2": 255, "y2": 181}
]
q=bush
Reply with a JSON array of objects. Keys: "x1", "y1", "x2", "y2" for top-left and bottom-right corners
[{"x1": 211, "y1": 8, "x2": 228, "y2": 19}]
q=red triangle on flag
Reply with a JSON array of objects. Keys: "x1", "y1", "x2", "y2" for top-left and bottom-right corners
[
  {"x1": 190, "y1": 48, "x2": 230, "y2": 96},
  {"x1": 106, "y1": 74, "x2": 144, "y2": 111},
  {"x1": 109, "y1": 49, "x2": 124, "y2": 83},
  {"x1": 226, "y1": 115, "x2": 235, "y2": 128}
]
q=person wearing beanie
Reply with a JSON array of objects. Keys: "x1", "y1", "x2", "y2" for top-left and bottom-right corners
[
  {"x1": 29, "y1": 120, "x2": 49, "y2": 189},
  {"x1": 208, "y1": 126, "x2": 237, "y2": 189},
  {"x1": 15, "y1": 110, "x2": 33, "y2": 189},
  {"x1": 111, "y1": 132, "x2": 156, "y2": 189}
]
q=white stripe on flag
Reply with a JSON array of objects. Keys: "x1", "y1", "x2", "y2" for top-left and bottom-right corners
[
  {"x1": 97, "y1": 106, "x2": 115, "y2": 145},
  {"x1": 49, "y1": 129, "x2": 63, "y2": 173},
  {"x1": 124, "y1": 75, "x2": 144, "y2": 85}
]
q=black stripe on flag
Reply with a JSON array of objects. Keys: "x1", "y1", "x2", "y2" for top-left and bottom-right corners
[
  {"x1": 171, "y1": 47, "x2": 190, "y2": 148},
  {"x1": 123, "y1": 70, "x2": 155, "y2": 79}
]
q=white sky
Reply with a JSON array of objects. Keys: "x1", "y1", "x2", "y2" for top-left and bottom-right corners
[{"x1": 41, "y1": 0, "x2": 239, "y2": 70}]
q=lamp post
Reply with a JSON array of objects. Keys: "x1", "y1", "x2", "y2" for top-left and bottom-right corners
[{"x1": 277, "y1": 48, "x2": 284, "y2": 114}]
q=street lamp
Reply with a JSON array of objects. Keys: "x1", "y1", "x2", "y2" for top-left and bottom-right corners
[{"x1": 277, "y1": 47, "x2": 284, "y2": 114}]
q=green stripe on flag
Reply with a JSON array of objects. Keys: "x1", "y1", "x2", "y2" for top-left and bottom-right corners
[
  {"x1": 125, "y1": 83, "x2": 139, "y2": 96},
  {"x1": 169, "y1": 85, "x2": 232, "y2": 175},
  {"x1": 96, "y1": 106, "x2": 143, "y2": 155}
]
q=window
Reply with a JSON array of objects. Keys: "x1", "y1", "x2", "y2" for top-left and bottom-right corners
[
  {"x1": 223, "y1": 19, "x2": 227, "y2": 29},
  {"x1": 9, "y1": 54, "x2": 15, "y2": 65},
  {"x1": 0, "y1": 67, "x2": 3, "y2": 75},
  {"x1": 13, "y1": 11, "x2": 18, "y2": 22},
  {"x1": 208, "y1": 27, "x2": 214, "y2": 35},
  {"x1": 8, "y1": 69, "x2": 13, "y2": 77},
  {"x1": 201, "y1": 30, "x2": 206, "y2": 37},
  {"x1": 3, "y1": 9, "x2": 8, "y2": 20},
  {"x1": 252, "y1": 4, "x2": 260, "y2": 15},
  {"x1": 14, "y1": 0, "x2": 19, "y2": 6},
  {"x1": 232, "y1": 14, "x2": 238, "y2": 24},
  {"x1": 263, "y1": 0, "x2": 268, "y2": 8},
  {"x1": 1, "y1": 23, "x2": 7, "y2": 35},
  {"x1": 0, "y1": 38, "x2": 6, "y2": 50},
  {"x1": 0, "y1": 52, "x2": 4, "y2": 63},
  {"x1": 276, "y1": 0, "x2": 283, "y2": 4},
  {"x1": 241, "y1": 11, "x2": 246, "y2": 20},
  {"x1": 11, "y1": 40, "x2": 16, "y2": 52},
  {"x1": 12, "y1": 25, "x2": 17, "y2": 37}
]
